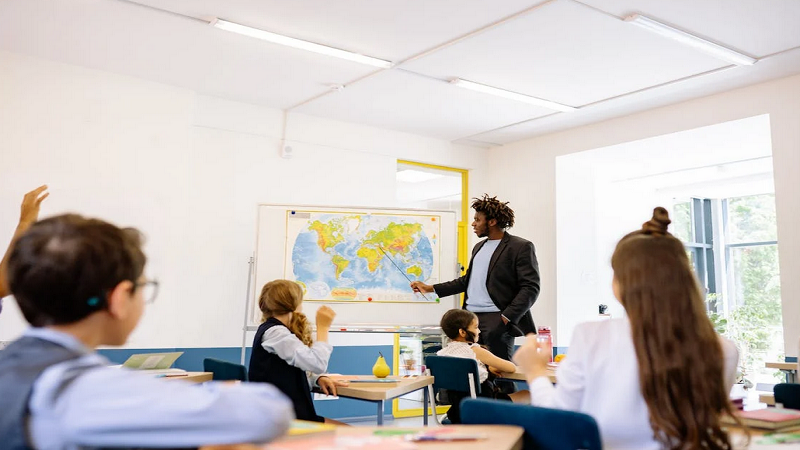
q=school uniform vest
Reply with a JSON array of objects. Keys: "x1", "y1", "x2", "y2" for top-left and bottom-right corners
[
  {"x1": 0, "y1": 335, "x2": 85, "y2": 449},
  {"x1": 249, "y1": 318, "x2": 322, "y2": 422}
]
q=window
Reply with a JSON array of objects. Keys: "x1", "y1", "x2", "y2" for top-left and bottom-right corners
[{"x1": 673, "y1": 194, "x2": 783, "y2": 385}]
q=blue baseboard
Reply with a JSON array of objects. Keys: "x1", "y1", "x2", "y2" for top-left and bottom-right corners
[{"x1": 97, "y1": 344, "x2": 394, "y2": 420}]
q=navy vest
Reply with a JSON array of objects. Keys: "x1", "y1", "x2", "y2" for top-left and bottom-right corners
[{"x1": 249, "y1": 318, "x2": 323, "y2": 422}]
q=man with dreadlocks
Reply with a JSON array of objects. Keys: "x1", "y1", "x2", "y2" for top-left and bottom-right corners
[{"x1": 411, "y1": 194, "x2": 540, "y2": 364}]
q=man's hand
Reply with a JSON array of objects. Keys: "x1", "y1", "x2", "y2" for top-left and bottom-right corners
[
  {"x1": 410, "y1": 281, "x2": 434, "y2": 294},
  {"x1": 317, "y1": 376, "x2": 349, "y2": 396},
  {"x1": 501, "y1": 315, "x2": 509, "y2": 325},
  {"x1": 19, "y1": 185, "x2": 49, "y2": 227},
  {"x1": 512, "y1": 334, "x2": 550, "y2": 381}
]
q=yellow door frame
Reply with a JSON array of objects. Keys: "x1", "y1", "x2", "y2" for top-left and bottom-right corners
[{"x1": 393, "y1": 160, "x2": 469, "y2": 419}]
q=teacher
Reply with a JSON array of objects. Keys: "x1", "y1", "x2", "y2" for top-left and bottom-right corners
[{"x1": 411, "y1": 194, "x2": 540, "y2": 363}]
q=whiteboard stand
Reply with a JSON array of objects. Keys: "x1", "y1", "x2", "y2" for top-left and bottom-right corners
[{"x1": 240, "y1": 255, "x2": 255, "y2": 366}]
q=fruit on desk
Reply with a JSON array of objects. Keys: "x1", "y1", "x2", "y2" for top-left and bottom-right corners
[
  {"x1": 372, "y1": 354, "x2": 391, "y2": 378},
  {"x1": 554, "y1": 354, "x2": 566, "y2": 363}
]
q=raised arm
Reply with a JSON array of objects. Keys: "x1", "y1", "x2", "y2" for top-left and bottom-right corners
[{"x1": 0, "y1": 186, "x2": 49, "y2": 298}]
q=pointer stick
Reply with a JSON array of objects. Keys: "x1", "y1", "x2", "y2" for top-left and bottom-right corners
[{"x1": 377, "y1": 245, "x2": 432, "y2": 301}]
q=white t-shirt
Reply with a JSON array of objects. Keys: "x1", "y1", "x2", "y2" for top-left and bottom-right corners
[{"x1": 437, "y1": 341, "x2": 489, "y2": 383}]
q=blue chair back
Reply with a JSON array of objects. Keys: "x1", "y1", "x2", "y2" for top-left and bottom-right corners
[
  {"x1": 425, "y1": 355, "x2": 482, "y2": 395},
  {"x1": 461, "y1": 398, "x2": 602, "y2": 450},
  {"x1": 775, "y1": 383, "x2": 800, "y2": 409},
  {"x1": 203, "y1": 358, "x2": 247, "y2": 381}
]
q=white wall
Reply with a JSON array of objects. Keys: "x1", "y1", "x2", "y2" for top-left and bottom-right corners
[
  {"x1": 489, "y1": 74, "x2": 800, "y2": 354},
  {"x1": 0, "y1": 50, "x2": 489, "y2": 348}
]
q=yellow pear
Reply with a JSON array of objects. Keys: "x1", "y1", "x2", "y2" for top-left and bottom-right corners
[{"x1": 372, "y1": 353, "x2": 391, "y2": 378}]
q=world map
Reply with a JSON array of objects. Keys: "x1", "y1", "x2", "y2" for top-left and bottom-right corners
[{"x1": 288, "y1": 212, "x2": 439, "y2": 302}]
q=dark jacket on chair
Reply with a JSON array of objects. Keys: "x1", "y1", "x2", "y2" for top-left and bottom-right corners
[
  {"x1": 434, "y1": 232, "x2": 540, "y2": 336},
  {"x1": 249, "y1": 318, "x2": 323, "y2": 422}
]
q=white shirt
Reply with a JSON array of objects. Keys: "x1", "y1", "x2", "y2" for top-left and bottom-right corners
[
  {"x1": 26, "y1": 328, "x2": 293, "y2": 450},
  {"x1": 261, "y1": 325, "x2": 333, "y2": 388},
  {"x1": 437, "y1": 341, "x2": 489, "y2": 383},
  {"x1": 528, "y1": 318, "x2": 739, "y2": 450},
  {"x1": 465, "y1": 239, "x2": 501, "y2": 313}
]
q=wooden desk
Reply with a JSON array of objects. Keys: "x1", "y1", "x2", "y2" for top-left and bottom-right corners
[
  {"x1": 327, "y1": 376, "x2": 434, "y2": 426},
  {"x1": 267, "y1": 424, "x2": 523, "y2": 450},
  {"x1": 766, "y1": 362, "x2": 798, "y2": 384},
  {"x1": 760, "y1": 393, "x2": 776, "y2": 406},
  {"x1": 160, "y1": 372, "x2": 213, "y2": 383},
  {"x1": 498, "y1": 367, "x2": 557, "y2": 384}
]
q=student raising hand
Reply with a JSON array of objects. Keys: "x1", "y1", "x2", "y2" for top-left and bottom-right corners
[
  {"x1": 19, "y1": 185, "x2": 49, "y2": 227},
  {"x1": 316, "y1": 306, "x2": 336, "y2": 329},
  {"x1": 1, "y1": 185, "x2": 50, "y2": 299}
]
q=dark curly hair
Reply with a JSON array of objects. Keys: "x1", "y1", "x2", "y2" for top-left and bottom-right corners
[{"x1": 472, "y1": 194, "x2": 515, "y2": 229}]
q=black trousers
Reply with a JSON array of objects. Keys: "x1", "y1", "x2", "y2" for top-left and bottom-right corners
[{"x1": 474, "y1": 311, "x2": 516, "y2": 394}]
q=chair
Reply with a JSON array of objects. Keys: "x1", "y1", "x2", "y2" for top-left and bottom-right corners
[
  {"x1": 203, "y1": 358, "x2": 247, "y2": 381},
  {"x1": 424, "y1": 355, "x2": 482, "y2": 425},
  {"x1": 461, "y1": 398, "x2": 602, "y2": 450},
  {"x1": 774, "y1": 383, "x2": 800, "y2": 409}
]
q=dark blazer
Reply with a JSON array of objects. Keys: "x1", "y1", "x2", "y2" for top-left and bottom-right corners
[{"x1": 434, "y1": 232, "x2": 540, "y2": 336}]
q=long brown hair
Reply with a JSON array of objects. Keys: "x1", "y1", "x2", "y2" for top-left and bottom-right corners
[
  {"x1": 612, "y1": 207, "x2": 738, "y2": 450},
  {"x1": 258, "y1": 280, "x2": 313, "y2": 347}
]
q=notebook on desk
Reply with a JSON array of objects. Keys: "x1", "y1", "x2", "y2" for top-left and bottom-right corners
[
  {"x1": 724, "y1": 408, "x2": 800, "y2": 430},
  {"x1": 120, "y1": 352, "x2": 183, "y2": 370}
]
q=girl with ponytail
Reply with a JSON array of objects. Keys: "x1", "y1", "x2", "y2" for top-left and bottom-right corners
[
  {"x1": 249, "y1": 280, "x2": 348, "y2": 424},
  {"x1": 514, "y1": 207, "x2": 740, "y2": 449}
]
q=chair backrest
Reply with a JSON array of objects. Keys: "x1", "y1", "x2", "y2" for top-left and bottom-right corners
[
  {"x1": 461, "y1": 398, "x2": 602, "y2": 450},
  {"x1": 425, "y1": 355, "x2": 481, "y2": 395},
  {"x1": 774, "y1": 383, "x2": 800, "y2": 409},
  {"x1": 203, "y1": 357, "x2": 247, "y2": 381}
]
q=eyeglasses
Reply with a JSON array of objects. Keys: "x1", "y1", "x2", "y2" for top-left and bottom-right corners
[{"x1": 134, "y1": 279, "x2": 160, "y2": 304}]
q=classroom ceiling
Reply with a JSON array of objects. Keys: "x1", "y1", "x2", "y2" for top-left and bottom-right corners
[{"x1": 1, "y1": 0, "x2": 799, "y2": 146}]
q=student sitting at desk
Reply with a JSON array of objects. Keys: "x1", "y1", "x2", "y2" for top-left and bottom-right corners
[
  {"x1": 437, "y1": 309, "x2": 530, "y2": 423},
  {"x1": 249, "y1": 280, "x2": 348, "y2": 424},
  {"x1": 0, "y1": 214, "x2": 293, "y2": 449},
  {"x1": 514, "y1": 207, "x2": 741, "y2": 450}
]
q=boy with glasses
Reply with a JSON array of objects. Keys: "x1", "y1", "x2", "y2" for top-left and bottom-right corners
[{"x1": 0, "y1": 214, "x2": 293, "y2": 449}]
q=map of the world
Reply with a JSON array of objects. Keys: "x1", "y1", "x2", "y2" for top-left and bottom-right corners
[{"x1": 286, "y1": 212, "x2": 440, "y2": 302}]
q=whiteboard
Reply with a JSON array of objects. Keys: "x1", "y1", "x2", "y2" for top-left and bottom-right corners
[{"x1": 251, "y1": 204, "x2": 459, "y2": 326}]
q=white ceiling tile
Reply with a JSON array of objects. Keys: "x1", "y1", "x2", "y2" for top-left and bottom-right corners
[
  {"x1": 471, "y1": 47, "x2": 800, "y2": 144},
  {"x1": 0, "y1": 0, "x2": 376, "y2": 109},
  {"x1": 578, "y1": 0, "x2": 800, "y2": 57},
  {"x1": 130, "y1": 0, "x2": 547, "y2": 62},
  {"x1": 294, "y1": 70, "x2": 554, "y2": 140},
  {"x1": 402, "y1": 0, "x2": 728, "y2": 107}
]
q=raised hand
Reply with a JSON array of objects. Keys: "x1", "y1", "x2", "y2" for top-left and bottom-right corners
[
  {"x1": 316, "y1": 305, "x2": 336, "y2": 329},
  {"x1": 19, "y1": 185, "x2": 49, "y2": 226}
]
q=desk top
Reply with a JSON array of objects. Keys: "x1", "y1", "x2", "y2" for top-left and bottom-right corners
[
  {"x1": 160, "y1": 372, "x2": 213, "y2": 383},
  {"x1": 766, "y1": 362, "x2": 797, "y2": 371},
  {"x1": 266, "y1": 425, "x2": 523, "y2": 450},
  {"x1": 499, "y1": 367, "x2": 557, "y2": 383},
  {"x1": 327, "y1": 375, "x2": 434, "y2": 401}
]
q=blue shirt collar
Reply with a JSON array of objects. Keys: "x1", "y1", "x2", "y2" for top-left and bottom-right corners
[{"x1": 23, "y1": 327, "x2": 94, "y2": 355}]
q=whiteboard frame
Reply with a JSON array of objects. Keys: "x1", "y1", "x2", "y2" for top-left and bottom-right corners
[{"x1": 248, "y1": 203, "x2": 460, "y2": 327}]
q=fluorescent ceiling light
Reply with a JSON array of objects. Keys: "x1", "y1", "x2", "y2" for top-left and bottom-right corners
[
  {"x1": 211, "y1": 18, "x2": 393, "y2": 69},
  {"x1": 450, "y1": 79, "x2": 576, "y2": 113},
  {"x1": 396, "y1": 170, "x2": 445, "y2": 183},
  {"x1": 624, "y1": 14, "x2": 756, "y2": 66}
]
